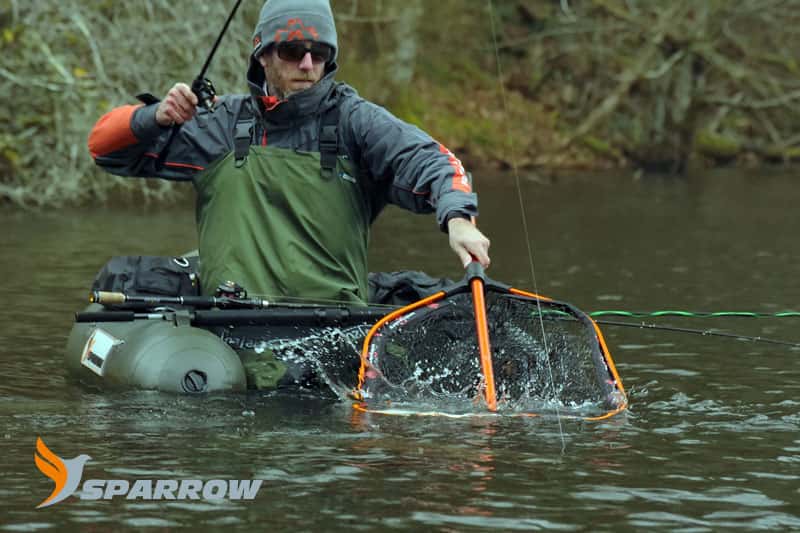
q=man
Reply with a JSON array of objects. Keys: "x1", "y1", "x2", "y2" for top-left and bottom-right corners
[{"x1": 88, "y1": 0, "x2": 490, "y2": 306}]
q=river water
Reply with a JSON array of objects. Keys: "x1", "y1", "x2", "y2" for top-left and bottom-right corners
[{"x1": 1, "y1": 169, "x2": 799, "y2": 531}]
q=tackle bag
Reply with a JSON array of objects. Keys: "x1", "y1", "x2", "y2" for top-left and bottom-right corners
[
  {"x1": 367, "y1": 271, "x2": 454, "y2": 306},
  {"x1": 91, "y1": 256, "x2": 201, "y2": 297}
]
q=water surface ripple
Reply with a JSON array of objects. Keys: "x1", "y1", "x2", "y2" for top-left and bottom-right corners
[{"x1": 2, "y1": 170, "x2": 799, "y2": 530}]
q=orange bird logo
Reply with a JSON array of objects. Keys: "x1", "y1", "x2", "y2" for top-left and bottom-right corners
[{"x1": 34, "y1": 437, "x2": 92, "y2": 508}]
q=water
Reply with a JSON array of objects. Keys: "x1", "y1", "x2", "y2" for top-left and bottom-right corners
[{"x1": 2, "y1": 169, "x2": 799, "y2": 530}]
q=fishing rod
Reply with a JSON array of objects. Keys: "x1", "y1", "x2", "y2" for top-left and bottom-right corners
[
  {"x1": 193, "y1": 0, "x2": 244, "y2": 110},
  {"x1": 533, "y1": 308, "x2": 800, "y2": 347},
  {"x1": 76, "y1": 307, "x2": 394, "y2": 328},
  {"x1": 592, "y1": 319, "x2": 800, "y2": 348},
  {"x1": 155, "y1": 0, "x2": 244, "y2": 169},
  {"x1": 81, "y1": 291, "x2": 397, "y2": 327},
  {"x1": 89, "y1": 290, "x2": 400, "y2": 314},
  {"x1": 587, "y1": 309, "x2": 800, "y2": 346},
  {"x1": 91, "y1": 290, "x2": 273, "y2": 310},
  {"x1": 589, "y1": 310, "x2": 800, "y2": 319}
]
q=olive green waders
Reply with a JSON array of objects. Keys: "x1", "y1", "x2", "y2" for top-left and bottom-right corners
[{"x1": 194, "y1": 146, "x2": 370, "y2": 388}]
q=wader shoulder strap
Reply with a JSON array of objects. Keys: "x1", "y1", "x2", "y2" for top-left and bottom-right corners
[
  {"x1": 234, "y1": 100, "x2": 255, "y2": 167},
  {"x1": 319, "y1": 93, "x2": 341, "y2": 180}
]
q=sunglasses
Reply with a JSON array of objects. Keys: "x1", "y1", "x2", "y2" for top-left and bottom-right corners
[{"x1": 274, "y1": 41, "x2": 333, "y2": 64}]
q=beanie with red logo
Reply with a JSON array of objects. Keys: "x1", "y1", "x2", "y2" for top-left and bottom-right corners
[{"x1": 251, "y1": 0, "x2": 338, "y2": 63}]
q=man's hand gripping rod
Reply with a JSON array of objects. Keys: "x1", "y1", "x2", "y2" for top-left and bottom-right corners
[{"x1": 156, "y1": 0, "x2": 244, "y2": 169}]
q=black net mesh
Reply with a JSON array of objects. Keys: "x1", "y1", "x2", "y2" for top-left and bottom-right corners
[{"x1": 361, "y1": 290, "x2": 623, "y2": 416}]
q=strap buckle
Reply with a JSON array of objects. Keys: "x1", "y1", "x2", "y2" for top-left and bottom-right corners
[
  {"x1": 234, "y1": 120, "x2": 252, "y2": 167},
  {"x1": 319, "y1": 125, "x2": 338, "y2": 180}
]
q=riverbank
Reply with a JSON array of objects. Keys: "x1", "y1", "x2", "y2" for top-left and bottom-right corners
[{"x1": 3, "y1": 1, "x2": 798, "y2": 208}]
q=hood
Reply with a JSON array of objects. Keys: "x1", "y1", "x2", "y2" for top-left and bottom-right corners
[{"x1": 246, "y1": 62, "x2": 339, "y2": 123}]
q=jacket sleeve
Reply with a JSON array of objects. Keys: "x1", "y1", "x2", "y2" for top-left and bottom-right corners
[
  {"x1": 87, "y1": 96, "x2": 244, "y2": 181},
  {"x1": 344, "y1": 99, "x2": 478, "y2": 230}
]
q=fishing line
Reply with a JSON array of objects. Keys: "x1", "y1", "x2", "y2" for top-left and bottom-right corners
[{"x1": 487, "y1": 0, "x2": 565, "y2": 449}]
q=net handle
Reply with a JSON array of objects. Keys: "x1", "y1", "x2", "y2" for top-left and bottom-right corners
[
  {"x1": 466, "y1": 259, "x2": 497, "y2": 412},
  {"x1": 463, "y1": 213, "x2": 497, "y2": 412}
]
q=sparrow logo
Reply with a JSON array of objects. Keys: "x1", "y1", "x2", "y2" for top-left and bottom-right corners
[
  {"x1": 34, "y1": 437, "x2": 91, "y2": 509},
  {"x1": 35, "y1": 437, "x2": 264, "y2": 508}
]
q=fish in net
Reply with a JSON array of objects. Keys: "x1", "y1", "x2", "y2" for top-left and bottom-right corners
[{"x1": 352, "y1": 282, "x2": 627, "y2": 419}]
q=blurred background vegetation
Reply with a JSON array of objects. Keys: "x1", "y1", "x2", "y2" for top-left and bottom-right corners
[{"x1": 2, "y1": 0, "x2": 799, "y2": 207}]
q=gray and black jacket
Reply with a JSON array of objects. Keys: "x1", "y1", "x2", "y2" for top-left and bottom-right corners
[{"x1": 88, "y1": 64, "x2": 478, "y2": 229}]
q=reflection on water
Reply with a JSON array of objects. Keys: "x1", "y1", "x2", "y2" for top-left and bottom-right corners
[{"x1": 2, "y1": 169, "x2": 800, "y2": 530}]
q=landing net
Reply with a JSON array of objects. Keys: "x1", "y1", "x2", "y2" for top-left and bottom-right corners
[{"x1": 353, "y1": 286, "x2": 627, "y2": 420}]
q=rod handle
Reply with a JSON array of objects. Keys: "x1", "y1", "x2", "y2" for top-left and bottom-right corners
[
  {"x1": 90, "y1": 291, "x2": 126, "y2": 305},
  {"x1": 76, "y1": 311, "x2": 136, "y2": 323}
]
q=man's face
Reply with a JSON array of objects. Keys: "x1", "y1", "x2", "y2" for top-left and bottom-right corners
[{"x1": 259, "y1": 40, "x2": 330, "y2": 99}]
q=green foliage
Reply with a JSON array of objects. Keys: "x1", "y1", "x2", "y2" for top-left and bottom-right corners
[
  {"x1": 2, "y1": 0, "x2": 799, "y2": 206},
  {"x1": 695, "y1": 130, "x2": 742, "y2": 162},
  {"x1": 0, "y1": 1, "x2": 263, "y2": 206},
  {"x1": 508, "y1": 0, "x2": 800, "y2": 172}
]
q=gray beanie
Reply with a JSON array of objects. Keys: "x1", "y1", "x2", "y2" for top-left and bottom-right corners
[{"x1": 252, "y1": 0, "x2": 338, "y2": 63}]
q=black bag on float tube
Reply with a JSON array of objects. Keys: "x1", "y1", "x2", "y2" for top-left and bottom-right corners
[
  {"x1": 367, "y1": 271, "x2": 455, "y2": 306},
  {"x1": 90, "y1": 256, "x2": 450, "y2": 303},
  {"x1": 91, "y1": 256, "x2": 201, "y2": 297}
]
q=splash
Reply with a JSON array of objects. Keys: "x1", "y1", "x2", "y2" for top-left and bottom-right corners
[
  {"x1": 359, "y1": 301, "x2": 624, "y2": 419},
  {"x1": 250, "y1": 325, "x2": 369, "y2": 398}
]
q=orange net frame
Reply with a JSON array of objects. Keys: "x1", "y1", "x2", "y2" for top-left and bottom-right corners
[{"x1": 351, "y1": 277, "x2": 627, "y2": 420}]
